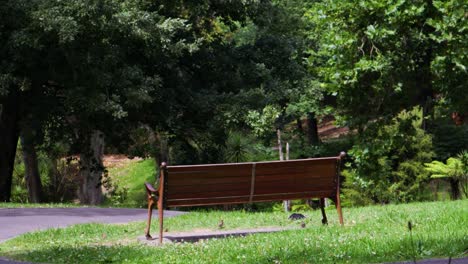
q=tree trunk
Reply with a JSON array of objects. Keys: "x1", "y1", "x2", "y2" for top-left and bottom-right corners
[
  {"x1": 48, "y1": 158, "x2": 60, "y2": 202},
  {"x1": 449, "y1": 178, "x2": 461, "y2": 200},
  {"x1": 20, "y1": 136, "x2": 43, "y2": 203},
  {"x1": 277, "y1": 129, "x2": 291, "y2": 211},
  {"x1": 306, "y1": 113, "x2": 321, "y2": 208},
  {"x1": 79, "y1": 130, "x2": 105, "y2": 205},
  {"x1": 156, "y1": 132, "x2": 169, "y2": 165},
  {"x1": 296, "y1": 118, "x2": 303, "y2": 133},
  {"x1": 277, "y1": 129, "x2": 284, "y2": 161},
  {"x1": 144, "y1": 125, "x2": 168, "y2": 167},
  {"x1": 283, "y1": 142, "x2": 291, "y2": 211},
  {"x1": 307, "y1": 112, "x2": 320, "y2": 146},
  {"x1": 0, "y1": 89, "x2": 20, "y2": 202}
]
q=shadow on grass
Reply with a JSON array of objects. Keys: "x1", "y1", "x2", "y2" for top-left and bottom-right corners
[
  {"x1": 5, "y1": 236, "x2": 465, "y2": 264},
  {"x1": 149, "y1": 227, "x2": 295, "y2": 243}
]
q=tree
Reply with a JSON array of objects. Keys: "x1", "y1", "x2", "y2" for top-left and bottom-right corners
[
  {"x1": 20, "y1": 136, "x2": 43, "y2": 203},
  {"x1": 0, "y1": 0, "x2": 269, "y2": 204},
  {"x1": 305, "y1": 0, "x2": 467, "y2": 130},
  {"x1": 26, "y1": 0, "x2": 207, "y2": 204},
  {"x1": 428, "y1": 0, "x2": 468, "y2": 113},
  {"x1": 0, "y1": 89, "x2": 19, "y2": 202},
  {"x1": 0, "y1": 0, "x2": 31, "y2": 202}
]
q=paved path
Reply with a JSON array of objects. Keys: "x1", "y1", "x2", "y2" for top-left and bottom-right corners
[
  {"x1": 0, "y1": 207, "x2": 185, "y2": 263},
  {"x1": 0, "y1": 208, "x2": 185, "y2": 242}
]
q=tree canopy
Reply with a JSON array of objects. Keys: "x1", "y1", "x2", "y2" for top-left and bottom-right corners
[{"x1": 1, "y1": 0, "x2": 466, "y2": 204}]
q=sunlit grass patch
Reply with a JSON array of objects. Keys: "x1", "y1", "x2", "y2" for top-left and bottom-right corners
[
  {"x1": 107, "y1": 159, "x2": 156, "y2": 207},
  {"x1": 1, "y1": 200, "x2": 467, "y2": 263},
  {"x1": 0, "y1": 203, "x2": 80, "y2": 208}
]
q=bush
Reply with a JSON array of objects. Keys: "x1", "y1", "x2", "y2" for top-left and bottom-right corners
[
  {"x1": 223, "y1": 131, "x2": 254, "y2": 163},
  {"x1": 343, "y1": 107, "x2": 434, "y2": 206}
]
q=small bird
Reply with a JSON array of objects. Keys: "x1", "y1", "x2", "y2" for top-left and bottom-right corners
[
  {"x1": 288, "y1": 213, "x2": 306, "y2": 220},
  {"x1": 164, "y1": 228, "x2": 169, "y2": 232},
  {"x1": 300, "y1": 222, "x2": 306, "y2": 228},
  {"x1": 218, "y1": 219, "x2": 224, "y2": 229}
]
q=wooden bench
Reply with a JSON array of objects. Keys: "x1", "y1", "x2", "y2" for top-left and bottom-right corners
[{"x1": 144, "y1": 152, "x2": 346, "y2": 243}]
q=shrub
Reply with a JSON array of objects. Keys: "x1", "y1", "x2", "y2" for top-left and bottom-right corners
[
  {"x1": 343, "y1": 107, "x2": 434, "y2": 205},
  {"x1": 223, "y1": 131, "x2": 254, "y2": 163}
]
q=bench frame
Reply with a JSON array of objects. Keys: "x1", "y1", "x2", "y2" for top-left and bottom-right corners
[{"x1": 144, "y1": 152, "x2": 346, "y2": 243}]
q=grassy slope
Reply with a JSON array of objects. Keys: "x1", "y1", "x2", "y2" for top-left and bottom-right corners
[
  {"x1": 1, "y1": 200, "x2": 467, "y2": 263},
  {"x1": 107, "y1": 159, "x2": 156, "y2": 207}
]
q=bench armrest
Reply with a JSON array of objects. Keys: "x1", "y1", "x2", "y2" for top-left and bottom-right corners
[{"x1": 145, "y1": 182, "x2": 158, "y2": 194}]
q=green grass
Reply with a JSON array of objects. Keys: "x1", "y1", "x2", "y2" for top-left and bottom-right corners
[
  {"x1": 107, "y1": 159, "x2": 156, "y2": 207},
  {"x1": 1, "y1": 200, "x2": 467, "y2": 263},
  {"x1": 0, "y1": 203, "x2": 80, "y2": 208}
]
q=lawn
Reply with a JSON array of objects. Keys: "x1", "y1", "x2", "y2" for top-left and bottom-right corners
[
  {"x1": 0, "y1": 200, "x2": 467, "y2": 263},
  {"x1": 106, "y1": 158, "x2": 156, "y2": 207}
]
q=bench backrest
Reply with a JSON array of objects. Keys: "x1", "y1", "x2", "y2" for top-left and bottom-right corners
[{"x1": 160, "y1": 155, "x2": 343, "y2": 207}]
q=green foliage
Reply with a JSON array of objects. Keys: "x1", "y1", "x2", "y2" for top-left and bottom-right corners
[
  {"x1": 294, "y1": 136, "x2": 353, "y2": 159},
  {"x1": 430, "y1": 102, "x2": 468, "y2": 161},
  {"x1": 11, "y1": 140, "x2": 80, "y2": 203},
  {"x1": 428, "y1": 0, "x2": 468, "y2": 112},
  {"x1": 425, "y1": 158, "x2": 465, "y2": 179},
  {"x1": 343, "y1": 107, "x2": 434, "y2": 205},
  {"x1": 2, "y1": 0, "x2": 466, "y2": 206},
  {"x1": 425, "y1": 151, "x2": 468, "y2": 198},
  {"x1": 246, "y1": 105, "x2": 281, "y2": 137},
  {"x1": 223, "y1": 131, "x2": 254, "y2": 163},
  {"x1": 305, "y1": 0, "x2": 467, "y2": 128}
]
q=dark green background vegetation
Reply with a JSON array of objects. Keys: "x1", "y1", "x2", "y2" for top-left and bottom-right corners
[{"x1": 1, "y1": 0, "x2": 467, "y2": 207}]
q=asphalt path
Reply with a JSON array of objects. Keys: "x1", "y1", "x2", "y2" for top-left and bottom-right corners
[
  {"x1": 0, "y1": 207, "x2": 184, "y2": 243},
  {"x1": 0, "y1": 207, "x2": 185, "y2": 263}
]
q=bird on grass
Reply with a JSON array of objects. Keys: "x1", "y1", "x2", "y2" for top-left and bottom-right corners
[
  {"x1": 300, "y1": 222, "x2": 306, "y2": 228},
  {"x1": 218, "y1": 219, "x2": 224, "y2": 229},
  {"x1": 288, "y1": 213, "x2": 306, "y2": 220}
]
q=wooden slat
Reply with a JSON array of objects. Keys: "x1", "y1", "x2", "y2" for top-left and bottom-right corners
[
  {"x1": 167, "y1": 176, "x2": 251, "y2": 187},
  {"x1": 166, "y1": 163, "x2": 252, "y2": 199},
  {"x1": 254, "y1": 162, "x2": 336, "y2": 177},
  {"x1": 167, "y1": 196, "x2": 251, "y2": 207},
  {"x1": 166, "y1": 156, "x2": 337, "y2": 169},
  {"x1": 167, "y1": 163, "x2": 252, "y2": 173},
  {"x1": 169, "y1": 190, "x2": 250, "y2": 199},
  {"x1": 169, "y1": 169, "x2": 251, "y2": 179},
  {"x1": 254, "y1": 159, "x2": 337, "y2": 196},
  {"x1": 168, "y1": 183, "x2": 250, "y2": 199},
  {"x1": 251, "y1": 190, "x2": 335, "y2": 202},
  {"x1": 166, "y1": 190, "x2": 335, "y2": 207},
  {"x1": 254, "y1": 173, "x2": 336, "y2": 183},
  {"x1": 254, "y1": 182, "x2": 335, "y2": 194},
  {"x1": 168, "y1": 181, "x2": 250, "y2": 192},
  {"x1": 163, "y1": 157, "x2": 339, "y2": 206}
]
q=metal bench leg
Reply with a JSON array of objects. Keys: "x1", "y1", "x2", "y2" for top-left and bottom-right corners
[
  {"x1": 158, "y1": 197, "x2": 164, "y2": 244},
  {"x1": 335, "y1": 194, "x2": 344, "y2": 225},
  {"x1": 319, "y1": 198, "x2": 328, "y2": 225},
  {"x1": 145, "y1": 193, "x2": 155, "y2": 239}
]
